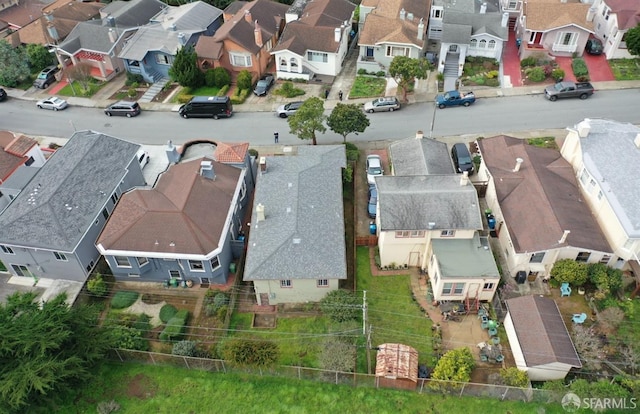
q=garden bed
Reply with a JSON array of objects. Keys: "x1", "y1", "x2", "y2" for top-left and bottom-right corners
[{"x1": 461, "y1": 57, "x2": 500, "y2": 87}]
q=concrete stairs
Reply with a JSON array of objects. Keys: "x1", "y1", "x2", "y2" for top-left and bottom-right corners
[
  {"x1": 139, "y1": 77, "x2": 169, "y2": 103},
  {"x1": 443, "y1": 54, "x2": 459, "y2": 91}
]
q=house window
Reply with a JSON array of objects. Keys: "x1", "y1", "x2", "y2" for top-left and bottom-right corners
[
  {"x1": 366, "y1": 47, "x2": 374, "y2": 57},
  {"x1": 470, "y1": 39, "x2": 477, "y2": 48},
  {"x1": 102, "y1": 208, "x2": 109, "y2": 220},
  {"x1": 111, "y1": 193, "x2": 119, "y2": 204},
  {"x1": 483, "y1": 283, "x2": 494, "y2": 291},
  {"x1": 602, "y1": 7, "x2": 610, "y2": 20},
  {"x1": 11, "y1": 264, "x2": 33, "y2": 277},
  {"x1": 114, "y1": 256, "x2": 130, "y2": 267},
  {"x1": 488, "y1": 40, "x2": 496, "y2": 49},
  {"x1": 128, "y1": 274, "x2": 140, "y2": 278},
  {"x1": 169, "y1": 270, "x2": 180, "y2": 279},
  {"x1": 431, "y1": 9, "x2": 442, "y2": 18},
  {"x1": 240, "y1": 182, "x2": 247, "y2": 201},
  {"x1": 280, "y1": 279, "x2": 292, "y2": 288},
  {"x1": 155, "y1": 54, "x2": 170, "y2": 65},
  {"x1": 440, "y1": 230, "x2": 455, "y2": 237},
  {"x1": 137, "y1": 257, "x2": 148, "y2": 266},
  {"x1": 579, "y1": 168, "x2": 589, "y2": 185},
  {"x1": 386, "y1": 46, "x2": 409, "y2": 57},
  {"x1": 576, "y1": 251, "x2": 590, "y2": 262},
  {"x1": 307, "y1": 51, "x2": 328, "y2": 63},
  {"x1": 597, "y1": 190, "x2": 603, "y2": 201},
  {"x1": 53, "y1": 251, "x2": 67, "y2": 261},
  {"x1": 289, "y1": 58, "x2": 298, "y2": 68},
  {"x1": 129, "y1": 60, "x2": 140, "y2": 67},
  {"x1": 600, "y1": 255, "x2": 611, "y2": 265},
  {"x1": 395, "y1": 231, "x2": 411, "y2": 238},
  {"x1": 317, "y1": 279, "x2": 328, "y2": 287},
  {"x1": 448, "y1": 44, "x2": 458, "y2": 53},
  {"x1": 25, "y1": 156, "x2": 35, "y2": 166},
  {"x1": 479, "y1": 39, "x2": 487, "y2": 48},
  {"x1": 230, "y1": 53, "x2": 252, "y2": 67},
  {"x1": 1, "y1": 245, "x2": 14, "y2": 254},
  {"x1": 530, "y1": 252, "x2": 545, "y2": 263},
  {"x1": 508, "y1": 1, "x2": 517, "y2": 9},
  {"x1": 189, "y1": 260, "x2": 204, "y2": 271},
  {"x1": 410, "y1": 230, "x2": 425, "y2": 237},
  {"x1": 280, "y1": 58, "x2": 287, "y2": 67},
  {"x1": 210, "y1": 256, "x2": 220, "y2": 270},
  {"x1": 558, "y1": 32, "x2": 575, "y2": 46},
  {"x1": 442, "y1": 283, "x2": 464, "y2": 295}
]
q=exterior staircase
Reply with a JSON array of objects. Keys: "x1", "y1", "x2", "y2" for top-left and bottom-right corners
[
  {"x1": 139, "y1": 76, "x2": 169, "y2": 103},
  {"x1": 443, "y1": 54, "x2": 459, "y2": 91},
  {"x1": 465, "y1": 292, "x2": 480, "y2": 314}
]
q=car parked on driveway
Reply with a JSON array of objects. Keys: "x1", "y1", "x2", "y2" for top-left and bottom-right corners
[
  {"x1": 451, "y1": 143, "x2": 474, "y2": 176},
  {"x1": 105, "y1": 101, "x2": 141, "y2": 117},
  {"x1": 363, "y1": 97, "x2": 400, "y2": 113},
  {"x1": 0, "y1": 88, "x2": 6, "y2": 102},
  {"x1": 436, "y1": 90, "x2": 475, "y2": 109},
  {"x1": 585, "y1": 38, "x2": 604, "y2": 55},
  {"x1": 253, "y1": 73, "x2": 274, "y2": 96},
  {"x1": 33, "y1": 65, "x2": 60, "y2": 89},
  {"x1": 276, "y1": 101, "x2": 303, "y2": 118},
  {"x1": 366, "y1": 154, "x2": 383, "y2": 185},
  {"x1": 367, "y1": 184, "x2": 378, "y2": 219},
  {"x1": 36, "y1": 96, "x2": 68, "y2": 111}
]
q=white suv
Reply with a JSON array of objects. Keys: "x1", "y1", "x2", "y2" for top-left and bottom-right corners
[{"x1": 366, "y1": 155, "x2": 383, "y2": 185}]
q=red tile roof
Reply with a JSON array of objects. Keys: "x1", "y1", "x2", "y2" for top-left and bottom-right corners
[
  {"x1": 375, "y1": 343, "x2": 419, "y2": 382},
  {"x1": 214, "y1": 142, "x2": 249, "y2": 164}
]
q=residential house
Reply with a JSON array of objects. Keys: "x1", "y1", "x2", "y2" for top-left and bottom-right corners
[
  {"x1": 388, "y1": 132, "x2": 454, "y2": 176},
  {"x1": 0, "y1": 0, "x2": 40, "y2": 31},
  {"x1": 515, "y1": 0, "x2": 594, "y2": 60},
  {"x1": 589, "y1": 0, "x2": 640, "y2": 59},
  {"x1": 560, "y1": 118, "x2": 640, "y2": 273},
  {"x1": 53, "y1": 0, "x2": 166, "y2": 81},
  {"x1": 0, "y1": 130, "x2": 146, "y2": 283},
  {"x1": 429, "y1": 0, "x2": 508, "y2": 76},
  {"x1": 195, "y1": 0, "x2": 288, "y2": 80},
  {"x1": 96, "y1": 154, "x2": 251, "y2": 284},
  {"x1": 375, "y1": 343, "x2": 419, "y2": 390},
  {"x1": 243, "y1": 146, "x2": 347, "y2": 306},
  {"x1": 357, "y1": 0, "x2": 430, "y2": 75},
  {"x1": 0, "y1": 131, "x2": 47, "y2": 213},
  {"x1": 271, "y1": 0, "x2": 356, "y2": 80},
  {"x1": 476, "y1": 135, "x2": 612, "y2": 280},
  {"x1": 119, "y1": 1, "x2": 223, "y2": 83},
  {"x1": 499, "y1": 0, "x2": 522, "y2": 28},
  {"x1": 17, "y1": 0, "x2": 103, "y2": 46},
  {"x1": 504, "y1": 295, "x2": 582, "y2": 381}
]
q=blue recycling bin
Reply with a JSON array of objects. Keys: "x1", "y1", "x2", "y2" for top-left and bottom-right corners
[{"x1": 369, "y1": 222, "x2": 377, "y2": 235}]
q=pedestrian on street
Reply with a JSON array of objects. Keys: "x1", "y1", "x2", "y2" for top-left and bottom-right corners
[
  {"x1": 338, "y1": 90, "x2": 343, "y2": 101},
  {"x1": 274, "y1": 131, "x2": 279, "y2": 143},
  {"x1": 324, "y1": 89, "x2": 329, "y2": 99}
]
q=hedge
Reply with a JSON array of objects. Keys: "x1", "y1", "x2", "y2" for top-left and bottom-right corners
[
  {"x1": 159, "y1": 310, "x2": 190, "y2": 342},
  {"x1": 110, "y1": 291, "x2": 139, "y2": 309},
  {"x1": 571, "y1": 58, "x2": 589, "y2": 79},
  {"x1": 230, "y1": 88, "x2": 249, "y2": 104},
  {"x1": 159, "y1": 304, "x2": 178, "y2": 323}
]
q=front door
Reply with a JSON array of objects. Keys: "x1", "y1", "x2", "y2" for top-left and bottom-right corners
[
  {"x1": 468, "y1": 283, "x2": 480, "y2": 297},
  {"x1": 448, "y1": 44, "x2": 458, "y2": 53}
]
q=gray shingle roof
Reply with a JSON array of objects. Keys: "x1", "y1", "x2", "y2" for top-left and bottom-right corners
[
  {"x1": 243, "y1": 146, "x2": 347, "y2": 281},
  {"x1": 432, "y1": 234, "x2": 499, "y2": 278},
  {"x1": 389, "y1": 136, "x2": 454, "y2": 175},
  {"x1": 573, "y1": 118, "x2": 640, "y2": 237},
  {"x1": 376, "y1": 175, "x2": 482, "y2": 231},
  {"x1": 119, "y1": 27, "x2": 196, "y2": 60},
  {"x1": 442, "y1": 11, "x2": 508, "y2": 44},
  {"x1": 148, "y1": 1, "x2": 222, "y2": 32},
  {"x1": 0, "y1": 131, "x2": 141, "y2": 251}
]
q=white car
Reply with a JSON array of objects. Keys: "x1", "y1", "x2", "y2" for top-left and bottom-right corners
[
  {"x1": 36, "y1": 96, "x2": 68, "y2": 111},
  {"x1": 363, "y1": 97, "x2": 400, "y2": 113},
  {"x1": 136, "y1": 149, "x2": 150, "y2": 169},
  {"x1": 366, "y1": 154, "x2": 383, "y2": 185}
]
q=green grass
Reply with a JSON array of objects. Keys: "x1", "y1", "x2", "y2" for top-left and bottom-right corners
[
  {"x1": 356, "y1": 247, "x2": 433, "y2": 368},
  {"x1": 349, "y1": 76, "x2": 386, "y2": 98},
  {"x1": 110, "y1": 291, "x2": 139, "y2": 309},
  {"x1": 51, "y1": 362, "x2": 569, "y2": 414},
  {"x1": 56, "y1": 80, "x2": 105, "y2": 97},
  {"x1": 609, "y1": 58, "x2": 640, "y2": 80},
  {"x1": 527, "y1": 137, "x2": 558, "y2": 150},
  {"x1": 186, "y1": 85, "x2": 221, "y2": 96}
]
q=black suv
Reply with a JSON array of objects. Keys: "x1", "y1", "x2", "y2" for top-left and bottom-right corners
[
  {"x1": 33, "y1": 65, "x2": 60, "y2": 89},
  {"x1": 0, "y1": 88, "x2": 6, "y2": 102},
  {"x1": 105, "y1": 101, "x2": 141, "y2": 117}
]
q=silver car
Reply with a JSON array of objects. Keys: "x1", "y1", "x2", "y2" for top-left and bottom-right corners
[
  {"x1": 276, "y1": 101, "x2": 303, "y2": 118},
  {"x1": 36, "y1": 96, "x2": 68, "y2": 111},
  {"x1": 363, "y1": 97, "x2": 400, "y2": 113}
]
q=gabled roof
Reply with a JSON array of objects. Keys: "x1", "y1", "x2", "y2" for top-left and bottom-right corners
[
  {"x1": 358, "y1": 0, "x2": 429, "y2": 47},
  {"x1": 0, "y1": 0, "x2": 45, "y2": 28},
  {"x1": 375, "y1": 343, "x2": 419, "y2": 382},
  {"x1": 605, "y1": 0, "x2": 640, "y2": 30},
  {"x1": 0, "y1": 130, "x2": 140, "y2": 251},
  {"x1": 97, "y1": 157, "x2": 242, "y2": 256},
  {"x1": 0, "y1": 131, "x2": 38, "y2": 183},
  {"x1": 376, "y1": 175, "x2": 482, "y2": 231},
  {"x1": 213, "y1": 142, "x2": 249, "y2": 164},
  {"x1": 506, "y1": 295, "x2": 582, "y2": 368},
  {"x1": 569, "y1": 118, "x2": 640, "y2": 238},
  {"x1": 100, "y1": 0, "x2": 167, "y2": 28},
  {"x1": 119, "y1": 27, "x2": 197, "y2": 60},
  {"x1": 443, "y1": 11, "x2": 508, "y2": 42},
  {"x1": 432, "y1": 233, "x2": 500, "y2": 278},
  {"x1": 478, "y1": 135, "x2": 610, "y2": 253},
  {"x1": 243, "y1": 146, "x2": 347, "y2": 281},
  {"x1": 524, "y1": 0, "x2": 593, "y2": 32},
  {"x1": 148, "y1": 1, "x2": 221, "y2": 32},
  {"x1": 271, "y1": 0, "x2": 355, "y2": 55},
  {"x1": 389, "y1": 136, "x2": 454, "y2": 176}
]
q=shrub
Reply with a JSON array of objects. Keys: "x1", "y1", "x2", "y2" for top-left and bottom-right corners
[
  {"x1": 97, "y1": 400, "x2": 120, "y2": 414},
  {"x1": 130, "y1": 82, "x2": 139, "y2": 89},
  {"x1": 127, "y1": 88, "x2": 137, "y2": 98},
  {"x1": 132, "y1": 313, "x2": 151, "y2": 332},
  {"x1": 172, "y1": 340, "x2": 198, "y2": 357},
  {"x1": 500, "y1": 367, "x2": 529, "y2": 387},
  {"x1": 319, "y1": 339, "x2": 356, "y2": 372},
  {"x1": 212, "y1": 292, "x2": 229, "y2": 310},
  {"x1": 87, "y1": 273, "x2": 108, "y2": 297},
  {"x1": 551, "y1": 68, "x2": 565, "y2": 81},
  {"x1": 110, "y1": 291, "x2": 139, "y2": 309},
  {"x1": 109, "y1": 325, "x2": 149, "y2": 351},
  {"x1": 159, "y1": 304, "x2": 178, "y2": 323},
  {"x1": 525, "y1": 67, "x2": 546, "y2": 82},
  {"x1": 217, "y1": 84, "x2": 230, "y2": 96},
  {"x1": 376, "y1": 71, "x2": 386, "y2": 77},
  {"x1": 429, "y1": 347, "x2": 475, "y2": 390},
  {"x1": 204, "y1": 69, "x2": 216, "y2": 87},
  {"x1": 213, "y1": 67, "x2": 231, "y2": 88},
  {"x1": 357, "y1": 68, "x2": 367, "y2": 75},
  {"x1": 342, "y1": 164, "x2": 353, "y2": 184},
  {"x1": 177, "y1": 93, "x2": 194, "y2": 104},
  {"x1": 236, "y1": 70, "x2": 252, "y2": 90},
  {"x1": 248, "y1": 148, "x2": 259, "y2": 158},
  {"x1": 485, "y1": 70, "x2": 499, "y2": 79},
  {"x1": 344, "y1": 142, "x2": 359, "y2": 162},
  {"x1": 216, "y1": 305, "x2": 228, "y2": 320},
  {"x1": 520, "y1": 56, "x2": 537, "y2": 68},
  {"x1": 550, "y1": 259, "x2": 588, "y2": 286},
  {"x1": 572, "y1": 58, "x2": 589, "y2": 78},
  {"x1": 275, "y1": 81, "x2": 305, "y2": 98},
  {"x1": 159, "y1": 310, "x2": 189, "y2": 342},
  {"x1": 222, "y1": 338, "x2": 279, "y2": 367},
  {"x1": 320, "y1": 289, "x2": 360, "y2": 322},
  {"x1": 485, "y1": 78, "x2": 499, "y2": 87},
  {"x1": 125, "y1": 73, "x2": 144, "y2": 86}
]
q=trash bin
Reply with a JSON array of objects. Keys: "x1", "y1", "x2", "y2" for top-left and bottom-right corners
[
  {"x1": 229, "y1": 262, "x2": 237, "y2": 274},
  {"x1": 170, "y1": 278, "x2": 179, "y2": 287},
  {"x1": 369, "y1": 222, "x2": 377, "y2": 235}
]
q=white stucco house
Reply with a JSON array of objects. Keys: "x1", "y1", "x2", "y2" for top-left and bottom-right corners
[{"x1": 589, "y1": 0, "x2": 640, "y2": 59}]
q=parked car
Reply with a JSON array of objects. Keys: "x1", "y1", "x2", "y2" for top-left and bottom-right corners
[
  {"x1": 36, "y1": 96, "x2": 68, "y2": 111},
  {"x1": 276, "y1": 101, "x2": 303, "y2": 118},
  {"x1": 367, "y1": 184, "x2": 378, "y2": 219},
  {"x1": 105, "y1": 101, "x2": 141, "y2": 117},
  {"x1": 0, "y1": 88, "x2": 6, "y2": 102},
  {"x1": 366, "y1": 154, "x2": 383, "y2": 185},
  {"x1": 585, "y1": 38, "x2": 604, "y2": 55},
  {"x1": 363, "y1": 97, "x2": 400, "y2": 113},
  {"x1": 253, "y1": 73, "x2": 274, "y2": 96},
  {"x1": 436, "y1": 90, "x2": 476, "y2": 109},
  {"x1": 136, "y1": 148, "x2": 150, "y2": 169},
  {"x1": 178, "y1": 96, "x2": 233, "y2": 119},
  {"x1": 451, "y1": 143, "x2": 474, "y2": 176},
  {"x1": 33, "y1": 65, "x2": 60, "y2": 89},
  {"x1": 544, "y1": 81, "x2": 594, "y2": 101}
]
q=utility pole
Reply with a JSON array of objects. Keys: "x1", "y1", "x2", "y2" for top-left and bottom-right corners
[
  {"x1": 363, "y1": 291, "x2": 372, "y2": 374},
  {"x1": 366, "y1": 324, "x2": 373, "y2": 375}
]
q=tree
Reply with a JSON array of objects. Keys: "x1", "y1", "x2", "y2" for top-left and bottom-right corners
[
  {"x1": 288, "y1": 97, "x2": 326, "y2": 145},
  {"x1": 388, "y1": 56, "x2": 430, "y2": 102},
  {"x1": 169, "y1": 45, "x2": 203, "y2": 88},
  {"x1": 222, "y1": 339, "x2": 279, "y2": 367},
  {"x1": 26, "y1": 43, "x2": 54, "y2": 72},
  {"x1": 0, "y1": 40, "x2": 30, "y2": 87},
  {"x1": 65, "y1": 62, "x2": 93, "y2": 92},
  {"x1": 320, "y1": 289, "x2": 360, "y2": 322},
  {"x1": 626, "y1": 24, "x2": 640, "y2": 56},
  {"x1": 327, "y1": 103, "x2": 370, "y2": 143},
  {"x1": 429, "y1": 347, "x2": 475, "y2": 390},
  {"x1": 213, "y1": 67, "x2": 231, "y2": 87},
  {"x1": 499, "y1": 367, "x2": 529, "y2": 387},
  {"x1": 236, "y1": 69, "x2": 252, "y2": 90},
  {"x1": 0, "y1": 292, "x2": 111, "y2": 412},
  {"x1": 550, "y1": 259, "x2": 588, "y2": 286},
  {"x1": 87, "y1": 273, "x2": 108, "y2": 297},
  {"x1": 172, "y1": 340, "x2": 198, "y2": 357}
]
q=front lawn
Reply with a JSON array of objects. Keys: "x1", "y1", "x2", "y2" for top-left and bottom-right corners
[
  {"x1": 187, "y1": 85, "x2": 221, "y2": 96},
  {"x1": 609, "y1": 58, "x2": 640, "y2": 80},
  {"x1": 349, "y1": 76, "x2": 386, "y2": 98},
  {"x1": 56, "y1": 79, "x2": 106, "y2": 97}
]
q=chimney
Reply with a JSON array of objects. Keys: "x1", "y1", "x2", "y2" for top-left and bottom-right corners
[
  {"x1": 178, "y1": 32, "x2": 186, "y2": 46},
  {"x1": 417, "y1": 18, "x2": 424, "y2": 41},
  {"x1": 428, "y1": 222, "x2": 435, "y2": 230},
  {"x1": 108, "y1": 28, "x2": 117, "y2": 43},
  {"x1": 47, "y1": 25, "x2": 60, "y2": 41},
  {"x1": 460, "y1": 170, "x2": 469, "y2": 186},
  {"x1": 259, "y1": 156, "x2": 267, "y2": 173},
  {"x1": 106, "y1": 15, "x2": 115, "y2": 27},
  {"x1": 244, "y1": 9, "x2": 252, "y2": 24},
  {"x1": 256, "y1": 203, "x2": 265, "y2": 222},
  {"x1": 513, "y1": 157, "x2": 524, "y2": 172},
  {"x1": 407, "y1": 12, "x2": 414, "y2": 21},
  {"x1": 558, "y1": 230, "x2": 570, "y2": 244},
  {"x1": 587, "y1": 6, "x2": 597, "y2": 22},
  {"x1": 170, "y1": 23, "x2": 176, "y2": 31},
  {"x1": 400, "y1": 8, "x2": 406, "y2": 20},
  {"x1": 165, "y1": 140, "x2": 180, "y2": 164},
  {"x1": 501, "y1": 13, "x2": 509, "y2": 28},
  {"x1": 415, "y1": 130, "x2": 424, "y2": 139},
  {"x1": 480, "y1": 3, "x2": 487, "y2": 14},
  {"x1": 254, "y1": 21, "x2": 263, "y2": 47},
  {"x1": 634, "y1": 133, "x2": 640, "y2": 149},
  {"x1": 577, "y1": 121, "x2": 591, "y2": 138},
  {"x1": 200, "y1": 160, "x2": 215, "y2": 180},
  {"x1": 334, "y1": 27, "x2": 341, "y2": 42}
]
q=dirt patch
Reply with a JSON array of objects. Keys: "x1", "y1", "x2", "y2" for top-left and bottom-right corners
[
  {"x1": 123, "y1": 296, "x2": 166, "y2": 327},
  {"x1": 125, "y1": 373, "x2": 157, "y2": 399},
  {"x1": 152, "y1": 83, "x2": 180, "y2": 103},
  {"x1": 108, "y1": 88, "x2": 146, "y2": 101},
  {"x1": 253, "y1": 313, "x2": 277, "y2": 328}
]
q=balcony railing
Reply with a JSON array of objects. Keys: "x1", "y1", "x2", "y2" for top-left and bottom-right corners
[{"x1": 551, "y1": 43, "x2": 577, "y2": 53}]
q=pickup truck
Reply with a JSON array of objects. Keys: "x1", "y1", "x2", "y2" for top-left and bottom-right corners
[
  {"x1": 544, "y1": 81, "x2": 594, "y2": 101},
  {"x1": 436, "y1": 90, "x2": 476, "y2": 109}
]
